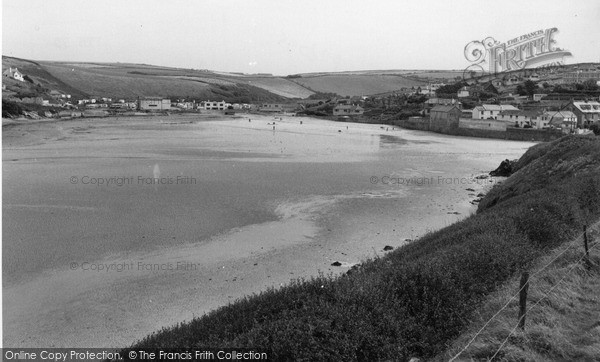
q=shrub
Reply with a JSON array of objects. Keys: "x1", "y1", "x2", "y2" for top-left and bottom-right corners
[{"x1": 2, "y1": 100, "x2": 23, "y2": 118}]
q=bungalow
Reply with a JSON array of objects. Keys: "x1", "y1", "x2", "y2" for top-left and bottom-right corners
[
  {"x1": 430, "y1": 105, "x2": 462, "y2": 128},
  {"x1": 472, "y1": 104, "x2": 519, "y2": 120},
  {"x1": 138, "y1": 97, "x2": 171, "y2": 111},
  {"x1": 3, "y1": 67, "x2": 24, "y2": 82},
  {"x1": 567, "y1": 101, "x2": 600, "y2": 128},
  {"x1": 333, "y1": 104, "x2": 364, "y2": 117},
  {"x1": 259, "y1": 103, "x2": 284, "y2": 112},
  {"x1": 457, "y1": 86, "x2": 470, "y2": 98},
  {"x1": 49, "y1": 90, "x2": 66, "y2": 99},
  {"x1": 58, "y1": 110, "x2": 83, "y2": 118}
]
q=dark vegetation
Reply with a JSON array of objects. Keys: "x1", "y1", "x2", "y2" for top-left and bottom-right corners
[
  {"x1": 121, "y1": 136, "x2": 600, "y2": 361},
  {"x1": 208, "y1": 83, "x2": 284, "y2": 104},
  {"x1": 2, "y1": 99, "x2": 62, "y2": 118},
  {"x1": 2, "y1": 99, "x2": 23, "y2": 118},
  {"x1": 307, "y1": 92, "x2": 339, "y2": 100}
]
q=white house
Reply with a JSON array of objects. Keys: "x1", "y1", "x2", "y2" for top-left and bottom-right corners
[
  {"x1": 333, "y1": 104, "x2": 364, "y2": 116},
  {"x1": 472, "y1": 104, "x2": 519, "y2": 120},
  {"x1": 138, "y1": 97, "x2": 171, "y2": 111},
  {"x1": 3, "y1": 67, "x2": 24, "y2": 82},
  {"x1": 568, "y1": 101, "x2": 600, "y2": 127},
  {"x1": 497, "y1": 110, "x2": 543, "y2": 128},
  {"x1": 457, "y1": 86, "x2": 470, "y2": 98},
  {"x1": 202, "y1": 100, "x2": 228, "y2": 110}
]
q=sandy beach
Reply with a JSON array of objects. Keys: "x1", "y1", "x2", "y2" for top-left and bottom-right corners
[{"x1": 2, "y1": 113, "x2": 536, "y2": 347}]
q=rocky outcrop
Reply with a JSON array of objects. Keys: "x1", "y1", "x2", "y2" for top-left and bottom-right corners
[{"x1": 489, "y1": 159, "x2": 517, "y2": 177}]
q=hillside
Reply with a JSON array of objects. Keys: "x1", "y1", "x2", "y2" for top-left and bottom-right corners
[
  {"x1": 2, "y1": 56, "x2": 88, "y2": 98},
  {"x1": 4, "y1": 57, "x2": 460, "y2": 101},
  {"x1": 291, "y1": 74, "x2": 425, "y2": 96},
  {"x1": 479, "y1": 136, "x2": 600, "y2": 211},
  {"x1": 120, "y1": 135, "x2": 600, "y2": 361},
  {"x1": 36, "y1": 61, "x2": 287, "y2": 102}
]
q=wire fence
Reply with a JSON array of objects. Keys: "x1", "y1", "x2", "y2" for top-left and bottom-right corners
[{"x1": 449, "y1": 224, "x2": 598, "y2": 362}]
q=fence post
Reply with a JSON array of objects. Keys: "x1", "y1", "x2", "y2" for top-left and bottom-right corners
[
  {"x1": 518, "y1": 272, "x2": 529, "y2": 330},
  {"x1": 584, "y1": 225, "x2": 590, "y2": 268}
]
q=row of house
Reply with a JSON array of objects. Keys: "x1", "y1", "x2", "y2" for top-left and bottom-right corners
[{"x1": 430, "y1": 101, "x2": 600, "y2": 132}]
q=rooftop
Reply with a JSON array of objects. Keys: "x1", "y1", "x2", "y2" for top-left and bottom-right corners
[
  {"x1": 431, "y1": 105, "x2": 460, "y2": 113},
  {"x1": 474, "y1": 104, "x2": 520, "y2": 111}
]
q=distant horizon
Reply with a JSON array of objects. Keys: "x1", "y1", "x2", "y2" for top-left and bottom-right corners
[
  {"x1": 3, "y1": 0, "x2": 599, "y2": 75},
  {"x1": 1, "y1": 54, "x2": 469, "y2": 76},
  {"x1": 4, "y1": 54, "x2": 599, "y2": 79}
]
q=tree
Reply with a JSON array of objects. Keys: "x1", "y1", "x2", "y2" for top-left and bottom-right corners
[
  {"x1": 583, "y1": 79, "x2": 599, "y2": 91},
  {"x1": 523, "y1": 80, "x2": 537, "y2": 97},
  {"x1": 436, "y1": 82, "x2": 465, "y2": 97}
]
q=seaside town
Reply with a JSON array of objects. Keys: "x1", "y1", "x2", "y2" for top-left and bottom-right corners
[
  {"x1": 3, "y1": 61, "x2": 600, "y2": 142},
  {"x1": 3, "y1": 1, "x2": 600, "y2": 360}
]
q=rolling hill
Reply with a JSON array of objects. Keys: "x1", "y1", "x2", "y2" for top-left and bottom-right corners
[
  {"x1": 4, "y1": 56, "x2": 469, "y2": 102},
  {"x1": 290, "y1": 74, "x2": 425, "y2": 96}
]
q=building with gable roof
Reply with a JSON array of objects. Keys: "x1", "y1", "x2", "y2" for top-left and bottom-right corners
[
  {"x1": 497, "y1": 109, "x2": 543, "y2": 128},
  {"x1": 472, "y1": 104, "x2": 519, "y2": 120},
  {"x1": 3, "y1": 67, "x2": 24, "y2": 82},
  {"x1": 567, "y1": 101, "x2": 600, "y2": 128},
  {"x1": 430, "y1": 105, "x2": 462, "y2": 128}
]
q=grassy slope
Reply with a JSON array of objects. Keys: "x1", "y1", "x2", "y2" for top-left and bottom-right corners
[
  {"x1": 290, "y1": 74, "x2": 426, "y2": 96},
  {"x1": 239, "y1": 77, "x2": 314, "y2": 99},
  {"x1": 4, "y1": 57, "x2": 309, "y2": 100},
  {"x1": 4, "y1": 57, "x2": 465, "y2": 101},
  {"x1": 438, "y1": 222, "x2": 600, "y2": 361},
  {"x1": 125, "y1": 136, "x2": 600, "y2": 361},
  {"x1": 2, "y1": 56, "x2": 88, "y2": 97},
  {"x1": 38, "y1": 62, "x2": 286, "y2": 102}
]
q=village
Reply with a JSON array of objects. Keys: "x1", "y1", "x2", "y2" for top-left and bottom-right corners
[{"x1": 3, "y1": 63, "x2": 600, "y2": 139}]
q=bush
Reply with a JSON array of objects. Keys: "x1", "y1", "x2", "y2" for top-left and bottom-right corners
[{"x1": 2, "y1": 100, "x2": 23, "y2": 118}]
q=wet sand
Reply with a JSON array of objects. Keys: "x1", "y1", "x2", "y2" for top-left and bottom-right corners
[{"x1": 2, "y1": 113, "x2": 536, "y2": 347}]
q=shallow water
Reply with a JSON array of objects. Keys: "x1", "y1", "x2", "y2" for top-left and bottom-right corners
[{"x1": 2, "y1": 114, "x2": 535, "y2": 347}]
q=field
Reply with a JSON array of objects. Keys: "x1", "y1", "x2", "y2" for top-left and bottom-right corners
[
  {"x1": 291, "y1": 74, "x2": 425, "y2": 96},
  {"x1": 38, "y1": 62, "x2": 284, "y2": 101},
  {"x1": 239, "y1": 77, "x2": 314, "y2": 99}
]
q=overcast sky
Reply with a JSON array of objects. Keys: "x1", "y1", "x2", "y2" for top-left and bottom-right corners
[{"x1": 2, "y1": 0, "x2": 599, "y2": 75}]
